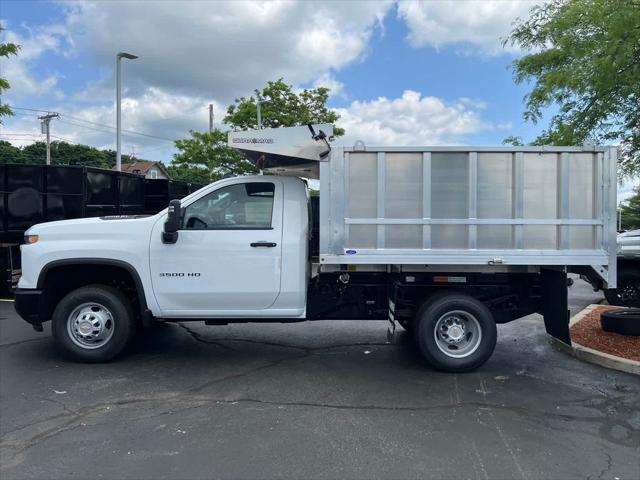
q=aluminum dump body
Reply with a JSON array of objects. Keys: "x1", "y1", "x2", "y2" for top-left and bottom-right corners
[
  {"x1": 228, "y1": 127, "x2": 617, "y2": 287},
  {"x1": 318, "y1": 146, "x2": 617, "y2": 285}
]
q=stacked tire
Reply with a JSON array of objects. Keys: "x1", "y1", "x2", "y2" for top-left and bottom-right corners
[{"x1": 600, "y1": 309, "x2": 640, "y2": 336}]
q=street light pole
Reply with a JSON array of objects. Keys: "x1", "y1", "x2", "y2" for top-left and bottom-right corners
[{"x1": 116, "y1": 52, "x2": 138, "y2": 171}]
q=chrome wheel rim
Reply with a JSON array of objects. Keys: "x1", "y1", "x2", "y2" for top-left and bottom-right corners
[
  {"x1": 67, "y1": 302, "x2": 115, "y2": 349},
  {"x1": 433, "y1": 310, "x2": 482, "y2": 358}
]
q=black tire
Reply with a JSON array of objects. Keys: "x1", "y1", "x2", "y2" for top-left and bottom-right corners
[
  {"x1": 604, "y1": 268, "x2": 640, "y2": 307},
  {"x1": 415, "y1": 293, "x2": 497, "y2": 372},
  {"x1": 52, "y1": 285, "x2": 136, "y2": 362},
  {"x1": 600, "y1": 309, "x2": 640, "y2": 336}
]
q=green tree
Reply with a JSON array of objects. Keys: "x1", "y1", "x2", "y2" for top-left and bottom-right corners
[
  {"x1": 20, "y1": 142, "x2": 47, "y2": 164},
  {"x1": 502, "y1": 135, "x2": 525, "y2": 146},
  {"x1": 0, "y1": 140, "x2": 22, "y2": 162},
  {"x1": 506, "y1": 0, "x2": 640, "y2": 175},
  {"x1": 169, "y1": 129, "x2": 257, "y2": 184},
  {"x1": 52, "y1": 142, "x2": 113, "y2": 168},
  {"x1": 0, "y1": 25, "x2": 19, "y2": 123},
  {"x1": 0, "y1": 141, "x2": 138, "y2": 168},
  {"x1": 620, "y1": 188, "x2": 640, "y2": 230},
  {"x1": 224, "y1": 78, "x2": 344, "y2": 136},
  {"x1": 169, "y1": 79, "x2": 344, "y2": 182}
]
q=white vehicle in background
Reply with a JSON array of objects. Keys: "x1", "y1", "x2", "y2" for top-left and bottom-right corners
[
  {"x1": 14, "y1": 125, "x2": 618, "y2": 372},
  {"x1": 589, "y1": 229, "x2": 640, "y2": 307}
]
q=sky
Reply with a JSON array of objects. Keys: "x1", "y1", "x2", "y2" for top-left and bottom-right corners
[{"x1": 0, "y1": 0, "x2": 635, "y2": 199}]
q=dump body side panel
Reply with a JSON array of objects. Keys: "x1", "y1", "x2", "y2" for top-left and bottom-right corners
[{"x1": 319, "y1": 146, "x2": 617, "y2": 288}]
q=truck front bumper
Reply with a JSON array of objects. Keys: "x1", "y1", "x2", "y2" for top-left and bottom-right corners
[{"x1": 14, "y1": 288, "x2": 46, "y2": 330}]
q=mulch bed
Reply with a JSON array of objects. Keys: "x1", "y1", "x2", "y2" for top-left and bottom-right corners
[{"x1": 570, "y1": 305, "x2": 640, "y2": 362}]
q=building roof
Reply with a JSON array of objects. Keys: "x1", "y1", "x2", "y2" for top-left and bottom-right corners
[{"x1": 114, "y1": 160, "x2": 170, "y2": 177}]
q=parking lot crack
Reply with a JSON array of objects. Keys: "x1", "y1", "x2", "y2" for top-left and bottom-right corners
[
  {"x1": 587, "y1": 452, "x2": 612, "y2": 480},
  {"x1": 0, "y1": 337, "x2": 47, "y2": 348},
  {"x1": 185, "y1": 352, "x2": 311, "y2": 394},
  {"x1": 177, "y1": 324, "x2": 241, "y2": 351},
  {"x1": 36, "y1": 395, "x2": 77, "y2": 417},
  {"x1": 476, "y1": 375, "x2": 528, "y2": 480}
]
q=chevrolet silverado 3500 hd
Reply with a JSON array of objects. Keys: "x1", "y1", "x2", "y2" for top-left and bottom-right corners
[{"x1": 14, "y1": 125, "x2": 618, "y2": 372}]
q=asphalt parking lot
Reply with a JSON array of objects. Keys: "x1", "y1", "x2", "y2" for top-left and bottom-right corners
[{"x1": 1, "y1": 279, "x2": 639, "y2": 480}]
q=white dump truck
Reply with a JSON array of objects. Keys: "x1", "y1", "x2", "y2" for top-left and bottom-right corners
[{"x1": 15, "y1": 125, "x2": 618, "y2": 372}]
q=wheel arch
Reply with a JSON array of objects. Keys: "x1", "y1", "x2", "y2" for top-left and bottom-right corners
[{"x1": 37, "y1": 258, "x2": 150, "y2": 324}]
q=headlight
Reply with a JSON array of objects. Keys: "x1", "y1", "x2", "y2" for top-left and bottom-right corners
[{"x1": 24, "y1": 234, "x2": 39, "y2": 244}]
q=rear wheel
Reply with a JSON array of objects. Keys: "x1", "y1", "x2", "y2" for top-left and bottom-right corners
[
  {"x1": 52, "y1": 285, "x2": 136, "y2": 362},
  {"x1": 416, "y1": 293, "x2": 497, "y2": 372},
  {"x1": 604, "y1": 268, "x2": 640, "y2": 307}
]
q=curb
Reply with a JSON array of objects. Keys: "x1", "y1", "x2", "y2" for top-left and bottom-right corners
[{"x1": 551, "y1": 304, "x2": 640, "y2": 376}]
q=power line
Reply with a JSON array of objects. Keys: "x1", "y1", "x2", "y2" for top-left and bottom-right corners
[
  {"x1": 57, "y1": 118, "x2": 175, "y2": 143},
  {"x1": 0, "y1": 133, "x2": 44, "y2": 137},
  {"x1": 10, "y1": 107, "x2": 51, "y2": 114},
  {"x1": 50, "y1": 135, "x2": 79, "y2": 144},
  {"x1": 10, "y1": 106, "x2": 175, "y2": 142},
  {"x1": 1, "y1": 132, "x2": 169, "y2": 156},
  {"x1": 59, "y1": 114, "x2": 175, "y2": 141},
  {"x1": 0, "y1": 132, "x2": 76, "y2": 144},
  {"x1": 10, "y1": 111, "x2": 40, "y2": 118},
  {"x1": 57, "y1": 118, "x2": 121, "y2": 136}
]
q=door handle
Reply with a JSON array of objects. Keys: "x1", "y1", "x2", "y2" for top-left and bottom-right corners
[{"x1": 250, "y1": 242, "x2": 277, "y2": 248}]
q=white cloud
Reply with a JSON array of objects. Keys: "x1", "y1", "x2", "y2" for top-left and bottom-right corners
[
  {"x1": 3, "y1": 0, "x2": 534, "y2": 161},
  {"x1": 2, "y1": 88, "x2": 498, "y2": 162},
  {"x1": 70, "y1": 0, "x2": 393, "y2": 101},
  {"x1": 1, "y1": 87, "x2": 223, "y2": 161},
  {"x1": 1, "y1": 24, "x2": 72, "y2": 97},
  {"x1": 335, "y1": 90, "x2": 493, "y2": 146},
  {"x1": 312, "y1": 72, "x2": 345, "y2": 98},
  {"x1": 397, "y1": 0, "x2": 539, "y2": 55},
  {"x1": 2, "y1": 1, "x2": 395, "y2": 160}
]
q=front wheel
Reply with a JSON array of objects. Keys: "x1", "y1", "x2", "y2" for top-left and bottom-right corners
[
  {"x1": 416, "y1": 293, "x2": 497, "y2": 372},
  {"x1": 52, "y1": 285, "x2": 136, "y2": 362}
]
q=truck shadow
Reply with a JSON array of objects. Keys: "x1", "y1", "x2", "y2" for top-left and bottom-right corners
[{"x1": 128, "y1": 320, "x2": 429, "y2": 370}]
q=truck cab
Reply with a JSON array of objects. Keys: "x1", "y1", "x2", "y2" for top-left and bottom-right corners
[{"x1": 15, "y1": 174, "x2": 311, "y2": 333}]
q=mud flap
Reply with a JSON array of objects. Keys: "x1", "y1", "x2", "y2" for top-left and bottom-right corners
[{"x1": 540, "y1": 268, "x2": 571, "y2": 345}]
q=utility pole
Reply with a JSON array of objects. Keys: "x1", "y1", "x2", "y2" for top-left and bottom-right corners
[
  {"x1": 38, "y1": 113, "x2": 59, "y2": 165},
  {"x1": 209, "y1": 104, "x2": 214, "y2": 133}
]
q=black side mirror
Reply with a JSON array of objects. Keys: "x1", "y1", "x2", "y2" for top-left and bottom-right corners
[{"x1": 162, "y1": 199, "x2": 182, "y2": 244}]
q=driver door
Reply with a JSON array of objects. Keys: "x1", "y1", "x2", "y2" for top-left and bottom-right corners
[{"x1": 149, "y1": 178, "x2": 283, "y2": 315}]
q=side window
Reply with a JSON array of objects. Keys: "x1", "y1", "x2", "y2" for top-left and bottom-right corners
[{"x1": 183, "y1": 182, "x2": 275, "y2": 230}]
